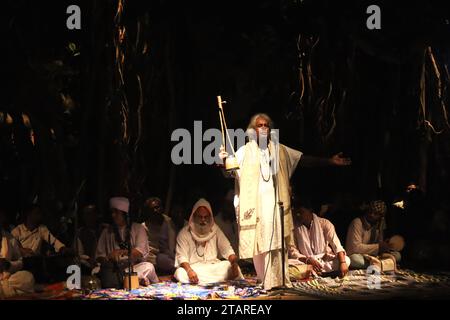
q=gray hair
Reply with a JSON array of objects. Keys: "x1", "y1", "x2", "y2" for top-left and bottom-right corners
[{"x1": 247, "y1": 113, "x2": 274, "y2": 131}]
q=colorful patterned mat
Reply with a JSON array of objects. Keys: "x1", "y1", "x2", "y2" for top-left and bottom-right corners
[
  {"x1": 9, "y1": 270, "x2": 450, "y2": 300},
  {"x1": 76, "y1": 279, "x2": 264, "y2": 300},
  {"x1": 291, "y1": 269, "x2": 450, "y2": 299}
]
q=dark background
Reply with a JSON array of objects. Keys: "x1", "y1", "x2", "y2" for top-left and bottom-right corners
[{"x1": 1, "y1": 0, "x2": 450, "y2": 267}]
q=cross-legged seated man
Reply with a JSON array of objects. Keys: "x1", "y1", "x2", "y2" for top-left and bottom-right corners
[
  {"x1": 174, "y1": 198, "x2": 243, "y2": 284},
  {"x1": 96, "y1": 197, "x2": 159, "y2": 288},
  {"x1": 346, "y1": 200, "x2": 402, "y2": 270},
  {"x1": 288, "y1": 197, "x2": 350, "y2": 279}
]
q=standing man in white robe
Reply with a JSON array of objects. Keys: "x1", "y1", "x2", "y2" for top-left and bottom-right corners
[
  {"x1": 96, "y1": 197, "x2": 159, "y2": 288},
  {"x1": 174, "y1": 198, "x2": 243, "y2": 284},
  {"x1": 220, "y1": 113, "x2": 351, "y2": 290}
]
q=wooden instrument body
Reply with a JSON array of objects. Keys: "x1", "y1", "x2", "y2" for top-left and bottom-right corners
[{"x1": 217, "y1": 95, "x2": 240, "y2": 171}]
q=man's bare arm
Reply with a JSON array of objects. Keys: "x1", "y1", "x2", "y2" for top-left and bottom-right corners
[
  {"x1": 299, "y1": 152, "x2": 351, "y2": 168},
  {"x1": 299, "y1": 155, "x2": 332, "y2": 167}
]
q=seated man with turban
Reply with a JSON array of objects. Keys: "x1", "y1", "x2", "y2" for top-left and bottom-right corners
[
  {"x1": 346, "y1": 200, "x2": 402, "y2": 269},
  {"x1": 174, "y1": 198, "x2": 243, "y2": 284},
  {"x1": 96, "y1": 197, "x2": 159, "y2": 288}
]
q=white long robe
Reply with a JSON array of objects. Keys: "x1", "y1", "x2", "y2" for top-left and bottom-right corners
[
  {"x1": 174, "y1": 225, "x2": 243, "y2": 284},
  {"x1": 233, "y1": 142, "x2": 302, "y2": 289}
]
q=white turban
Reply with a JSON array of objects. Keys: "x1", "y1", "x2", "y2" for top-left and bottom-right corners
[{"x1": 109, "y1": 197, "x2": 129, "y2": 213}]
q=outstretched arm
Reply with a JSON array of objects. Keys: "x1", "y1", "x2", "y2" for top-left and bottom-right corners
[{"x1": 299, "y1": 152, "x2": 351, "y2": 168}]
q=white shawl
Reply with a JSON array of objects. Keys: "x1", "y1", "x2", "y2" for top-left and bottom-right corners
[{"x1": 188, "y1": 198, "x2": 218, "y2": 244}]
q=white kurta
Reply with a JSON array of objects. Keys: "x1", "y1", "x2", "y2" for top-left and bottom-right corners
[
  {"x1": 11, "y1": 224, "x2": 65, "y2": 255},
  {"x1": 96, "y1": 223, "x2": 159, "y2": 283},
  {"x1": 289, "y1": 216, "x2": 350, "y2": 273},
  {"x1": 0, "y1": 231, "x2": 35, "y2": 298},
  {"x1": 174, "y1": 225, "x2": 242, "y2": 284}
]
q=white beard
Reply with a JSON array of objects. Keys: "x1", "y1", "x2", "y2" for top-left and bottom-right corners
[
  {"x1": 258, "y1": 133, "x2": 269, "y2": 149},
  {"x1": 195, "y1": 223, "x2": 210, "y2": 236}
]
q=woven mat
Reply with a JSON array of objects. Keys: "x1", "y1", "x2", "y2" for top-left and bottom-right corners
[
  {"x1": 290, "y1": 269, "x2": 450, "y2": 299},
  {"x1": 9, "y1": 270, "x2": 450, "y2": 300}
]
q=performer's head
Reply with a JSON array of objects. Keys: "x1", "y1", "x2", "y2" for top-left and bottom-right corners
[
  {"x1": 81, "y1": 204, "x2": 98, "y2": 228},
  {"x1": 109, "y1": 197, "x2": 129, "y2": 227},
  {"x1": 24, "y1": 204, "x2": 43, "y2": 228},
  {"x1": 189, "y1": 198, "x2": 214, "y2": 237},
  {"x1": 292, "y1": 196, "x2": 314, "y2": 227},
  {"x1": 143, "y1": 196, "x2": 164, "y2": 224},
  {"x1": 247, "y1": 113, "x2": 273, "y2": 146},
  {"x1": 363, "y1": 200, "x2": 386, "y2": 225}
]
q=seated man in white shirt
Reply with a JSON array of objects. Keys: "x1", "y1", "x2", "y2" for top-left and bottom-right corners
[
  {"x1": 288, "y1": 197, "x2": 350, "y2": 278},
  {"x1": 0, "y1": 209, "x2": 35, "y2": 298},
  {"x1": 96, "y1": 197, "x2": 159, "y2": 288},
  {"x1": 174, "y1": 198, "x2": 244, "y2": 284},
  {"x1": 346, "y1": 200, "x2": 402, "y2": 269},
  {"x1": 11, "y1": 205, "x2": 67, "y2": 257}
]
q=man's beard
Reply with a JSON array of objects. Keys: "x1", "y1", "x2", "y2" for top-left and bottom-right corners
[
  {"x1": 257, "y1": 132, "x2": 269, "y2": 148},
  {"x1": 195, "y1": 223, "x2": 210, "y2": 236}
]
